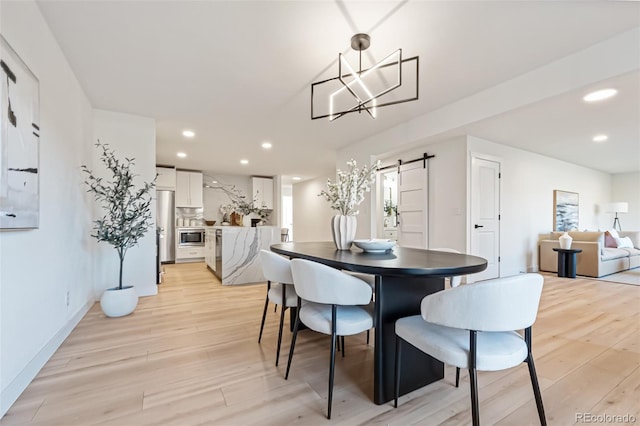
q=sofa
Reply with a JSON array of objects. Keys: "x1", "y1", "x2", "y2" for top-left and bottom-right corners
[{"x1": 539, "y1": 231, "x2": 640, "y2": 277}]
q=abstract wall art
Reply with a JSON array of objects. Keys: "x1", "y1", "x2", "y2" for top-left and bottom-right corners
[
  {"x1": 1, "y1": 35, "x2": 40, "y2": 229},
  {"x1": 553, "y1": 190, "x2": 579, "y2": 232}
]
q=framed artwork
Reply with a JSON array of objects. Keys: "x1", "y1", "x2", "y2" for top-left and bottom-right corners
[
  {"x1": 1, "y1": 35, "x2": 40, "y2": 229},
  {"x1": 553, "y1": 190, "x2": 579, "y2": 231}
]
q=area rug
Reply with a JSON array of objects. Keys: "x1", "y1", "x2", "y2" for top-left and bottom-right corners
[{"x1": 593, "y1": 268, "x2": 640, "y2": 286}]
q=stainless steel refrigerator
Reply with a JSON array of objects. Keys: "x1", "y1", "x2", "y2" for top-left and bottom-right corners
[{"x1": 156, "y1": 190, "x2": 175, "y2": 263}]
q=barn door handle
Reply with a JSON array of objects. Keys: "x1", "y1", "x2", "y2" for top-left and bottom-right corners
[{"x1": 474, "y1": 224, "x2": 484, "y2": 229}]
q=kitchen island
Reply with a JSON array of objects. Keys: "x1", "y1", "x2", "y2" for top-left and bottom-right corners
[{"x1": 206, "y1": 226, "x2": 279, "y2": 285}]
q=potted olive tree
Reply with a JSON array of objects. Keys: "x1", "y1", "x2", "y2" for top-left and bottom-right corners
[{"x1": 82, "y1": 141, "x2": 155, "y2": 317}]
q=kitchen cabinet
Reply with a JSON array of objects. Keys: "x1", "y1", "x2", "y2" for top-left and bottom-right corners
[
  {"x1": 383, "y1": 228, "x2": 398, "y2": 241},
  {"x1": 252, "y1": 177, "x2": 273, "y2": 210},
  {"x1": 175, "y1": 245, "x2": 204, "y2": 262},
  {"x1": 176, "y1": 171, "x2": 203, "y2": 207},
  {"x1": 156, "y1": 166, "x2": 176, "y2": 190}
]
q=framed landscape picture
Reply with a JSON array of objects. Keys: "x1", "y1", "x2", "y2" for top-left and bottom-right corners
[
  {"x1": 1, "y1": 35, "x2": 40, "y2": 229},
  {"x1": 553, "y1": 190, "x2": 579, "y2": 231}
]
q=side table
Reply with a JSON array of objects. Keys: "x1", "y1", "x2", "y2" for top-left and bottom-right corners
[{"x1": 552, "y1": 248, "x2": 583, "y2": 278}]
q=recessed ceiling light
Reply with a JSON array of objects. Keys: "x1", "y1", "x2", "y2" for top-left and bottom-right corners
[
  {"x1": 261, "y1": 142, "x2": 272, "y2": 149},
  {"x1": 177, "y1": 152, "x2": 187, "y2": 158},
  {"x1": 593, "y1": 134, "x2": 608, "y2": 142},
  {"x1": 583, "y1": 89, "x2": 617, "y2": 102},
  {"x1": 182, "y1": 130, "x2": 195, "y2": 138},
  {"x1": 292, "y1": 176, "x2": 301, "y2": 181},
  {"x1": 240, "y1": 159, "x2": 249, "y2": 165},
  {"x1": 212, "y1": 180, "x2": 218, "y2": 184}
]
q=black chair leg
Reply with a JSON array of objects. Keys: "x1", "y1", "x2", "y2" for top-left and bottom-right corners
[
  {"x1": 469, "y1": 330, "x2": 479, "y2": 426},
  {"x1": 524, "y1": 327, "x2": 546, "y2": 426},
  {"x1": 341, "y1": 336, "x2": 345, "y2": 358},
  {"x1": 366, "y1": 329, "x2": 370, "y2": 345},
  {"x1": 274, "y1": 304, "x2": 277, "y2": 313},
  {"x1": 455, "y1": 367, "x2": 460, "y2": 388},
  {"x1": 285, "y1": 306, "x2": 301, "y2": 380},
  {"x1": 394, "y1": 336, "x2": 402, "y2": 408},
  {"x1": 469, "y1": 367, "x2": 479, "y2": 426},
  {"x1": 258, "y1": 294, "x2": 269, "y2": 343},
  {"x1": 275, "y1": 305, "x2": 286, "y2": 366},
  {"x1": 327, "y1": 306, "x2": 337, "y2": 419},
  {"x1": 527, "y1": 357, "x2": 547, "y2": 425}
]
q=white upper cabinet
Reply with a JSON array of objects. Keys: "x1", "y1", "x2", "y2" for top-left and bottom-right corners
[
  {"x1": 176, "y1": 171, "x2": 203, "y2": 207},
  {"x1": 156, "y1": 167, "x2": 176, "y2": 190},
  {"x1": 252, "y1": 177, "x2": 274, "y2": 210}
]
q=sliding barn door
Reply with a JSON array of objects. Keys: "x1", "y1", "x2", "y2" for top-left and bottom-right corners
[{"x1": 397, "y1": 161, "x2": 428, "y2": 248}]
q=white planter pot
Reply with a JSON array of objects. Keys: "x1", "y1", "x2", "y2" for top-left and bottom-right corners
[
  {"x1": 559, "y1": 232, "x2": 573, "y2": 250},
  {"x1": 100, "y1": 286, "x2": 138, "y2": 318},
  {"x1": 331, "y1": 215, "x2": 357, "y2": 250}
]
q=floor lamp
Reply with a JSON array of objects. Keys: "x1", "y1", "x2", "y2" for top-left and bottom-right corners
[{"x1": 607, "y1": 202, "x2": 628, "y2": 231}]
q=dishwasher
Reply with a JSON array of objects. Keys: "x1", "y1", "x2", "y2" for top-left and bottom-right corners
[{"x1": 214, "y1": 228, "x2": 222, "y2": 280}]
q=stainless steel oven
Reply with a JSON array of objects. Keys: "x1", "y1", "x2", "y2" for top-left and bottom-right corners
[{"x1": 178, "y1": 228, "x2": 205, "y2": 247}]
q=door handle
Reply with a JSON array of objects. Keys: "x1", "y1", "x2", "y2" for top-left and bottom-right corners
[{"x1": 474, "y1": 224, "x2": 484, "y2": 229}]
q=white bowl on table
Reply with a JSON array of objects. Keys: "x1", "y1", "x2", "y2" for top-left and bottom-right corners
[{"x1": 353, "y1": 239, "x2": 395, "y2": 253}]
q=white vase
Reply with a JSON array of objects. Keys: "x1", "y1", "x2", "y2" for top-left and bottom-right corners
[
  {"x1": 331, "y1": 215, "x2": 357, "y2": 250},
  {"x1": 559, "y1": 232, "x2": 573, "y2": 250},
  {"x1": 100, "y1": 286, "x2": 138, "y2": 317}
]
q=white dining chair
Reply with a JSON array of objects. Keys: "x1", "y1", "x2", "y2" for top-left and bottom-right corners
[
  {"x1": 430, "y1": 247, "x2": 465, "y2": 385},
  {"x1": 286, "y1": 258, "x2": 374, "y2": 419},
  {"x1": 258, "y1": 249, "x2": 298, "y2": 367},
  {"x1": 394, "y1": 274, "x2": 546, "y2": 426},
  {"x1": 343, "y1": 271, "x2": 375, "y2": 346}
]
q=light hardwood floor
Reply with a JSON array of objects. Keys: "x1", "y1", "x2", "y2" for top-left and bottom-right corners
[{"x1": 3, "y1": 263, "x2": 639, "y2": 425}]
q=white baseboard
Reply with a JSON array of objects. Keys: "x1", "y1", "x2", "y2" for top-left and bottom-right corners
[{"x1": 0, "y1": 299, "x2": 94, "y2": 417}]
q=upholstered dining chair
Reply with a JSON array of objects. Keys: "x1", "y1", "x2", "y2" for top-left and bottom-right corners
[
  {"x1": 343, "y1": 271, "x2": 375, "y2": 346},
  {"x1": 430, "y1": 247, "x2": 465, "y2": 385},
  {"x1": 258, "y1": 249, "x2": 298, "y2": 367},
  {"x1": 286, "y1": 258, "x2": 374, "y2": 419},
  {"x1": 394, "y1": 274, "x2": 546, "y2": 426}
]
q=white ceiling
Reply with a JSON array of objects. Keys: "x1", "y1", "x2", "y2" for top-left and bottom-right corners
[{"x1": 36, "y1": 1, "x2": 640, "y2": 180}]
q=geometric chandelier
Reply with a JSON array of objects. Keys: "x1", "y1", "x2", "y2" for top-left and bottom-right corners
[{"x1": 311, "y1": 33, "x2": 419, "y2": 121}]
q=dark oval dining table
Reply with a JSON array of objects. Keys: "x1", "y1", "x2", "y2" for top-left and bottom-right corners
[{"x1": 270, "y1": 241, "x2": 488, "y2": 405}]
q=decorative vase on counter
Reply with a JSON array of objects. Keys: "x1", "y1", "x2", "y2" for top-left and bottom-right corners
[
  {"x1": 230, "y1": 212, "x2": 243, "y2": 226},
  {"x1": 331, "y1": 215, "x2": 357, "y2": 250},
  {"x1": 559, "y1": 231, "x2": 573, "y2": 249}
]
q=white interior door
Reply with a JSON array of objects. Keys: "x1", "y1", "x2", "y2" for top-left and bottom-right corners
[
  {"x1": 470, "y1": 156, "x2": 500, "y2": 281},
  {"x1": 397, "y1": 161, "x2": 428, "y2": 248}
]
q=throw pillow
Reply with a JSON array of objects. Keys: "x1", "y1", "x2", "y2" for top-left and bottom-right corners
[
  {"x1": 604, "y1": 231, "x2": 618, "y2": 248},
  {"x1": 608, "y1": 229, "x2": 620, "y2": 239},
  {"x1": 615, "y1": 236, "x2": 634, "y2": 249}
]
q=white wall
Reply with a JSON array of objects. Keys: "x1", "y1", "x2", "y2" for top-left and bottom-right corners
[
  {"x1": 92, "y1": 110, "x2": 157, "y2": 297},
  {"x1": 0, "y1": 0, "x2": 95, "y2": 415},
  {"x1": 467, "y1": 136, "x2": 612, "y2": 275},
  {"x1": 612, "y1": 172, "x2": 640, "y2": 231},
  {"x1": 292, "y1": 174, "x2": 335, "y2": 242}
]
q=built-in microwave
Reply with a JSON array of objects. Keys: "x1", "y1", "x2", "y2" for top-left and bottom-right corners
[{"x1": 178, "y1": 228, "x2": 205, "y2": 247}]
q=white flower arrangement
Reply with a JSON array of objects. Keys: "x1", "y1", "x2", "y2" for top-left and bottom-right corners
[{"x1": 319, "y1": 159, "x2": 380, "y2": 216}]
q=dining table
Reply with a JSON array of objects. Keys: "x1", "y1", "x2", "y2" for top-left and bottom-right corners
[{"x1": 270, "y1": 241, "x2": 488, "y2": 405}]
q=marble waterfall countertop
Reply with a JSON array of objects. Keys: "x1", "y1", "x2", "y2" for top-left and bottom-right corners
[{"x1": 215, "y1": 226, "x2": 279, "y2": 285}]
